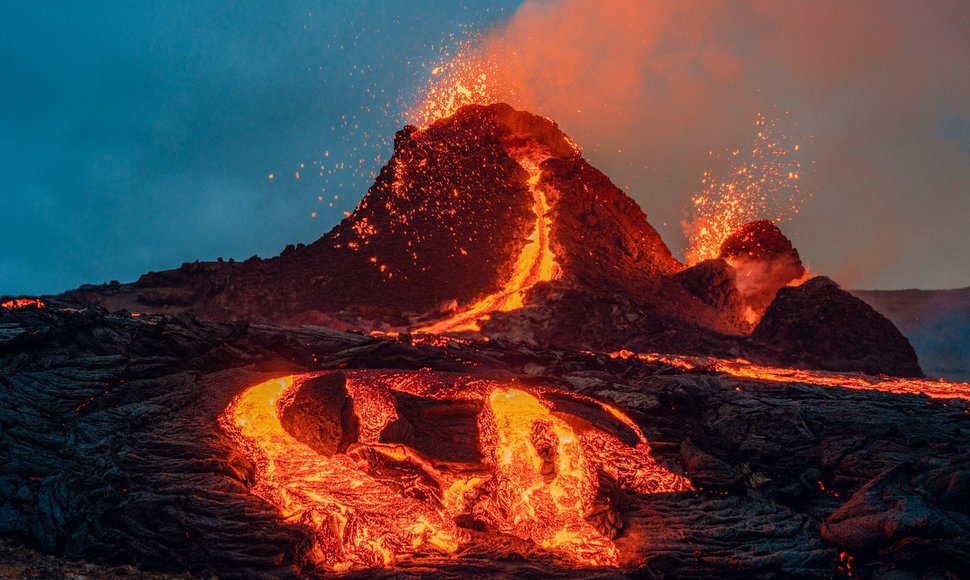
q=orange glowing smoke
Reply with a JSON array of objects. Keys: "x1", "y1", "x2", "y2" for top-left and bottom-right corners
[
  {"x1": 1, "y1": 298, "x2": 45, "y2": 309},
  {"x1": 684, "y1": 113, "x2": 807, "y2": 266},
  {"x1": 220, "y1": 371, "x2": 691, "y2": 570},
  {"x1": 416, "y1": 143, "x2": 561, "y2": 334},
  {"x1": 612, "y1": 350, "x2": 970, "y2": 402}
]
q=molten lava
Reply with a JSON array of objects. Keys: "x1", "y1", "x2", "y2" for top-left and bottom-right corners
[
  {"x1": 219, "y1": 375, "x2": 464, "y2": 571},
  {"x1": 1, "y1": 298, "x2": 45, "y2": 309},
  {"x1": 475, "y1": 388, "x2": 618, "y2": 566},
  {"x1": 612, "y1": 351, "x2": 970, "y2": 402},
  {"x1": 220, "y1": 370, "x2": 691, "y2": 571},
  {"x1": 416, "y1": 143, "x2": 561, "y2": 334}
]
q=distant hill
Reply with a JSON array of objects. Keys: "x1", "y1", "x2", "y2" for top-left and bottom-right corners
[{"x1": 852, "y1": 287, "x2": 970, "y2": 380}]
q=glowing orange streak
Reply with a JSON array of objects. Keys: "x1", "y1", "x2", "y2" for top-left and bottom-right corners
[
  {"x1": 612, "y1": 351, "x2": 970, "y2": 402},
  {"x1": 1, "y1": 298, "x2": 45, "y2": 309},
  {"x1": 477, "y1": 388, "x2": 618, "y2": 566},
  {"x1": 219, "y1": 375, "x2": 463, "y2": 571},
  {"x1": 417, "y1": 153, "x2": 560, "y2": 334}
]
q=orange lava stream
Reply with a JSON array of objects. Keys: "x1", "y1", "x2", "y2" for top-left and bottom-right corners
[
  {"x1": 221, "y1": 371, "x2": 691, "y2": 570},
  {"x1": 476, "y1": 388, "x2": 618, "y2": 566},
  {"x1": 218, "y1": 375, "x2": 464, "y2": 571},
  {"x1": 612, "y1": 350, "x2": 970, "y2": 402},
  {"x1": 416, "y1": 150, "x2": 560, "y2": 334},
  {"x1": 1, "y1": 298, "x2": 45, "y2": 309}
]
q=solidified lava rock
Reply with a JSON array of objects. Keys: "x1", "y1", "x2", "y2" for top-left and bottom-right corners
[
  {"x1": 673, "y1": 258, "x2": 745, "y2": 325},
  {"x1": 279, "y1": 373, "x2": 357, "y2": 456},
  {"x1": 2, "y1": 302, "x2": 966, "y2": 577},
  {"x1": 719, "y1": 219, "x2": 803, "y2": 263},
  {"x1": 480, "y1": 282, "x2": 744, "y2": 358},
  {"x1": 719, "y1": 219, "x2": 806, "y2": 316},
  {"x1": 749, "y1": 276, "x2": 923, "y2": 377}
]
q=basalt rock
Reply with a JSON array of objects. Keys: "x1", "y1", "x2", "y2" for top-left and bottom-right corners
[
  {"x1": 1, "y1": 302, "x2": 966, "y2": 577},
  {"x1": 673, "y1": 258, "x2": 745, "y2": 327},
  {"x1": 749, "y1": 276, "x2": 923, "y2": 377}
]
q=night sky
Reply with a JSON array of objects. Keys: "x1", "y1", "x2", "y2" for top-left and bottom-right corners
[{"x1": 3, "y1": 1, "x2": 969, "y2": 297}]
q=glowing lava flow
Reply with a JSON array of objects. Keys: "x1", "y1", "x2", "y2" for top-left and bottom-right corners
[
  {"x1": 475, "y1": 388, "x2": 618, "y2": 566},
  {"x1": 416, "y1": 148, "x2": 560, "y2": 334},
  {"x1": 219, "y1": 375, "x2": 464, "y2": 571},
  {"x1": 612, "y1": 351, "x2": 970, "y2": 402},
  {"x1": 221, "y1": 371, "x2": 692, "y2": 570},
  {"x1": 1, "y1": 298, "x2": 45, "y2": 309}
]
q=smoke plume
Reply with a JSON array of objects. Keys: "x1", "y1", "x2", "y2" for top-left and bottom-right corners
[{"x1": 456, "y1": 0, "x2": 970, "y2": 289}]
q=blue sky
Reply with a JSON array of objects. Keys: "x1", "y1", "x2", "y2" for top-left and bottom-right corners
[{"x1": 1, "y1": 2, "x2": 521, "y2": 295}]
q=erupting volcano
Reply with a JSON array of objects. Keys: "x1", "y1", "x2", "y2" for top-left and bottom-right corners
[{"x1": 3, "y1": 101, "x2": 968, "y2": 579}]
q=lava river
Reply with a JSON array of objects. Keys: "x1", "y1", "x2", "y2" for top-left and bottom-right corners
[
  {"x1": 220, "y1": 370, "x2": 691, "y2": 571},
  {"x1": 416, "y1": 142, "x2": 561, "y2": 334},
  {"x1": 612, "y1": 351, "x2": 970, "y2": 402}
]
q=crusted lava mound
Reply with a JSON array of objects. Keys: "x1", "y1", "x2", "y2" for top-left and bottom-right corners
[
  {"x1": 719, "y1": 219, "x2": 806, "y2": 315},
  {"x1": 60, "y1": 103, "x2": 920, "y2": 377},
  {"x1": 673, "y1": 219, "x2": 806, "y2": 330},
  {"x1": 750, "y1": 276, "x2": 923, "y2": 377},
  {"x1": 68, "y1": 104, "x2": 680, "y2": 329}
]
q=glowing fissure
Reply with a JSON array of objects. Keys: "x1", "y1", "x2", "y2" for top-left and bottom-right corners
[
  {"x1": 417, "y1": 144, "x2": 561, "y2": 334},
  {"x1": 220, "y1": 371, "x2": 691, "y2": 570},
  {"x1": 611, "y1": 351, "x2": 970, "y2": 402}
]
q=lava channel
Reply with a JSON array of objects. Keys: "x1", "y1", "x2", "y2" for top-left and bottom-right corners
[
  {"x1": 614, "y1": 351, "x2": 970, "y2": 402},
  {"x1": 416, "y1": 143, "x2": 560, "y2": 334}
]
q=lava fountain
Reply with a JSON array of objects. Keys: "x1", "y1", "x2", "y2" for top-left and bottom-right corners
[{"x1": 684, "y1": 112, "x2": 808, "y2": 266}]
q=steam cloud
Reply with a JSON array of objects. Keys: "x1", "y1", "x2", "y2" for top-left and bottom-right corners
[{"x1": 471, "y1": 0, "x2": 970, "y2": 290}]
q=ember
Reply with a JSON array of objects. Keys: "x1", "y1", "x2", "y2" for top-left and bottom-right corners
[
  {"x1": 410, "y1": 36, "x2": 513, "y2": 127},
  {"x1": 220, "y1": 370, "x2": 691, "y2": 570},
  {"x1": 684, "y1": 113, "x2": 807, "y2": 266}
]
